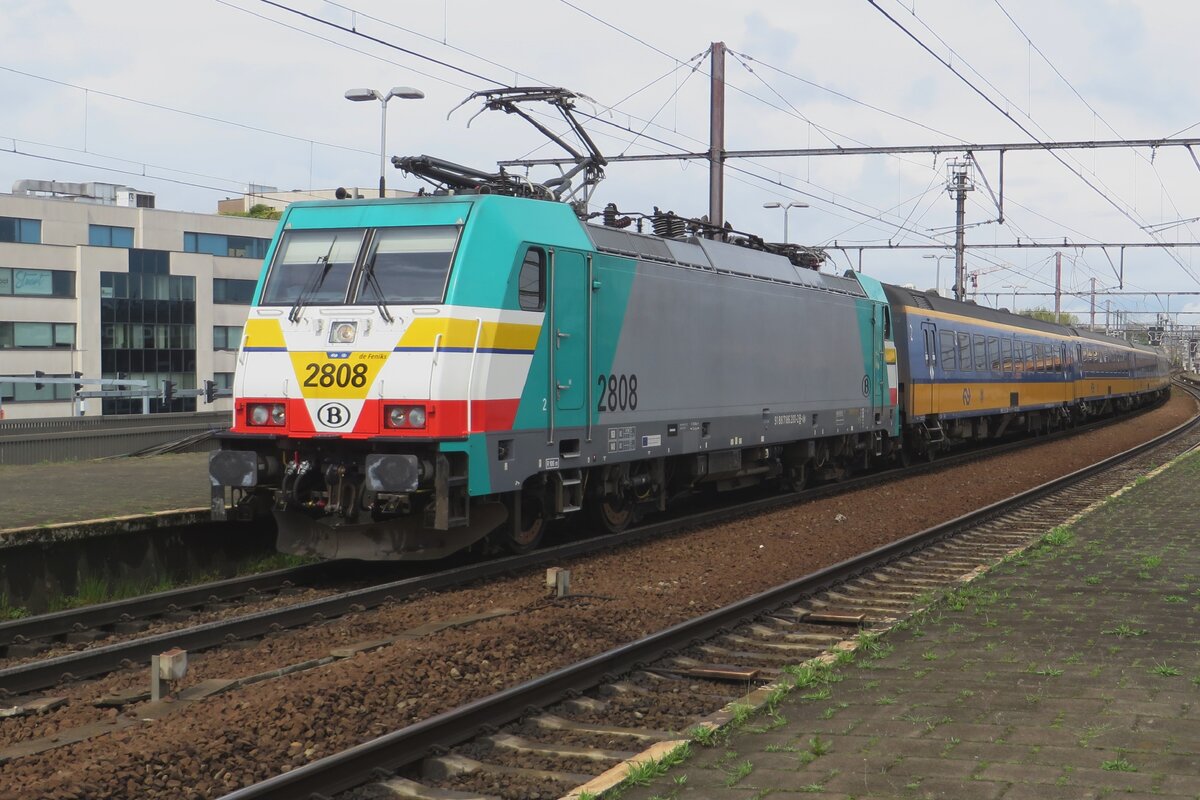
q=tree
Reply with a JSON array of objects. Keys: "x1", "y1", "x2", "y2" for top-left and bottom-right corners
[
  {"x1": 221, "y1": 203, "x2": 282, "y2": 220},
  {"x1": 1021, "y1": 307, "x2": 1078, "y2": 325}
]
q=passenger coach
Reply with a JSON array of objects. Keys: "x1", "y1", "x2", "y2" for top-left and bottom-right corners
[{"x1": 884, "y1": 284, "x2": 1169, "y2": 457}]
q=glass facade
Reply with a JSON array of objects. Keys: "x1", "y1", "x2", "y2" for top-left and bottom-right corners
[
  {"x1": 213, "y1": 278, "x2": 256, "y2": 304},
  {"x1": 99, "y1": 248, "x2": 196, "y2": 414},
  {"x1": 0, "y1": 216, "x2": 41, "y2": 243},
  {"x1": 184, "y1": 231, "x2": 270, "y2": 259},
  {"x1": 88, "y1": 224, "x2": 134, "y2": 248}
]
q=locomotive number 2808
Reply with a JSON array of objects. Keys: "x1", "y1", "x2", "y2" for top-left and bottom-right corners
[
  {"x1": 597, "y1": 373, "x2": 638, "y2": 412},
  {"x1": 303, "y1": 362, "x2": 369, "y2": 388}
]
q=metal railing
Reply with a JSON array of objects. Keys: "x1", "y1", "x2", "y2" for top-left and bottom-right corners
[{"x1": 0, "y1": 411, "x2": 230, "y2": 464}]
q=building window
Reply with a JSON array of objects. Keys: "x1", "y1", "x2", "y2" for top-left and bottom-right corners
[
  {"x1": 213, "y1": 278, "x2": 257, "y2": 304},
  {"x1": 0, "y1": 216, "x2": 41, "y2": 243},
  {"x1": 0, "y1": 321, "x2": 76, "y2": 349},
  {"x1": 0, "y1": 268, "x2": 75, "y2": 298},
  {"x1": 0, "y1": 375, "x2": 73, "y2": 403},
  {"x1": 184, "y1": 232, "x2": 270, "y2": 259},
  {"x1": 213, "y1": 325, "x2": 243, "y2": 351},
  {"x1": 90, "y1": 225, "x2": 135, "y2": 248},
  {"x1": 89, "y1": 224, "x2": 134, "y2": 248},
  {"x1": 215, "y1": 372, "x2": 235, "y2": 390}
]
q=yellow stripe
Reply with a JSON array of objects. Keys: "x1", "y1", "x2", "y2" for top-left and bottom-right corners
[
  {"x1": 244, "y1": 318, "x2": 285, "y2": 349},
  {"x1": 910, "y1": 378, "x2": 1169, "y2": 416},
  {"x1": 884, "y1": 345, "x2": 897, "y2": 365},
  {"x1": 398, "y1": 318, "x2": 541, "y2": 351}
]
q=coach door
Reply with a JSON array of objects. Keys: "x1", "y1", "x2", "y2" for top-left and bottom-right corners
[
  {"x1": 548, "y1": 249, "x2": 588, "y2": 434},
  {"x1": 919, "y1": 321, "x2": 937, "y2": 415}
]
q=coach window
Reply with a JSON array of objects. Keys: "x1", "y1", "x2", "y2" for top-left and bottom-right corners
[
  {"x1": 940, "y1": 330, "x2": 956, "y2": 370},
  {"x1": 518, "y1": 248, "x2": 545, "y2": 311},
  {"x1": 883, "y1": 307, "x2": 892, "y2": 339},
  {"x1": 973, "y1": 334, "x2": 986, "y2": 371},
  {"x1": 957, "y1": 332, "x2": 972, "y2": 372},
  {"x1": 987, "y1": 336, "x2": 1000, "y2": 370},
  {"x1": 1000, "y1": 338, "x2": 1012, "y2": 373}
]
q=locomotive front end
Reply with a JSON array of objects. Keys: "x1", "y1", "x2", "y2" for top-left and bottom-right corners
[{"x1": 209, "y1": 197, "x2": 521, "y2": 559}]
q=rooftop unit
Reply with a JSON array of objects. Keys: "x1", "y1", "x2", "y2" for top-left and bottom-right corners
[{"x1": 11, "y1": 180, "x2": 155, "y2": 208}]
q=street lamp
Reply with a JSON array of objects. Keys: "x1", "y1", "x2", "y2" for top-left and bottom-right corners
[
  {"x1": 345, "y1": 86, "x2": 425, "y2": 198},
  {"x1": 762, "y1": 201, "x2": 809, "y2": 244},
  {"x1": 923, "y1": 253, "x2": 952, "y2": 295}
]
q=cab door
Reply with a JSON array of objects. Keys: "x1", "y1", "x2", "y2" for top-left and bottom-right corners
[{"x1": 549, "y1": 249, "x2": 587, "y2": 429}]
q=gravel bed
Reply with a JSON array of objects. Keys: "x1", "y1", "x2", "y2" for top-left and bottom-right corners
[{"x1": 0, "y1": 395, "x2": 1192, "y2": 800}]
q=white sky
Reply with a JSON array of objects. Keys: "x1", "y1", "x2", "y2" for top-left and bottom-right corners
[{"x1": 3, "y1": 0, "x2": 1200, "y2": 323}]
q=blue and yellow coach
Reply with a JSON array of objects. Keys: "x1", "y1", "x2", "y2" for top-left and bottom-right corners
[{"x1": 883, "y1": 284, "x2": 1170, "y2": 456}]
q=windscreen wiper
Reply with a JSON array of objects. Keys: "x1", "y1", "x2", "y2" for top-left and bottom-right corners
[
  {"x1": 359, "y1": 253, "x2": 394, "y2": 323},
  {"x1": 288, "y1": 236, "x2": 338, "y2": 323}
]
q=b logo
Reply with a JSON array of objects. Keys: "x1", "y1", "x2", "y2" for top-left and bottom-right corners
[{"x1": 317, "y1": 402, "x2": 351, "y2": 428}]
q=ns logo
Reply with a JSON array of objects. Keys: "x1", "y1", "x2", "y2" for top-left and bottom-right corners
[{"x1": 316, "y1": 402, "x2": 351, "y2": 428}]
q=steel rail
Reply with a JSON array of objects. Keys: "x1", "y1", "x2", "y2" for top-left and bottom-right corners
[
  {"x1": 0, "y1": 393, "x2": 1175, "y2": 696},
  {"x1": 217, "y1": 381, "x2": 1200, "y2": 800},
  {"x1": 0, "y1": 562, "x2": 338, "y2": 651}
]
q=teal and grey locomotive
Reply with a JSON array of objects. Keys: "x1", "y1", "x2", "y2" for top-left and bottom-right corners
[{"x1": 209, "y1": 191, "x2": 903, "y2": 560}]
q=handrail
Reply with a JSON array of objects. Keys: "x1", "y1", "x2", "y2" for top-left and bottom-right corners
[{"x1": 465, "y1": 319, "x2": 483, "y2": 433}]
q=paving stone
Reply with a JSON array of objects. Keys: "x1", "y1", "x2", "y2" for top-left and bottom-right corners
[
  {"x1": 1058, "y1": 765, "x2": 1160, "y2": 793},
  {"x1": 974, "y1": 761, "x2": 1066, "y2": 784},
  {"x1": 619, "y1": 453, "x2": 1200, "y2": 800},
  {"x1": 990, "y1": 783, "x2": 1107, "y2": 800}
]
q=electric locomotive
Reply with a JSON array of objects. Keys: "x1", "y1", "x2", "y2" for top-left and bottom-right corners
[{"x1": 209, "y1": 192, "x2": 901, "y2": 559}]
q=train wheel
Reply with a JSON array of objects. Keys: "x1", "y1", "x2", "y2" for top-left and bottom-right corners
[
  {"x1": 502, "y1": 485, "x2": 545, "y2": 554},
  {"x1": 588, "y1": 464, "x2": 637, "y2": 533},
  {"x1": 782, "y1": 461, "x2": 809, "y2": 493}
]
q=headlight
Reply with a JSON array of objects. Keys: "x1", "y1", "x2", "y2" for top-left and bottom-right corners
[
  {"x1": 249, "y1": 404, "x2": 270, "y2": 426},
  {"x1": 271, "y1": 404, "x2": 286, "y2": 425},
  {"x1": 384, "y1": 404, "x2": 427, "y2": 429},
  {"x1": 330, "y1": 321, "x2": 357, "y2": 344}
]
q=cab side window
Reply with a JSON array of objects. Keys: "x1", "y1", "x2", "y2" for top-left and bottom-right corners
[{"x1": 518, "y1": 248, "x2": 545, "y2": 311}]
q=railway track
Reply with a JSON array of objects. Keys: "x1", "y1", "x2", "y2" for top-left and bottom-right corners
[
  {"x1": 0, "y1": 394, "x2": 1171, "y2": 700},
  {"x1": 212, "y1": 381, "x2": 1200, "y2": 800}
]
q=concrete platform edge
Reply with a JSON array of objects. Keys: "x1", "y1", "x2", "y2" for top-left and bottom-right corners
[{"x1": 0, "y1": 507, "x2": 209, "y2": 550}]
